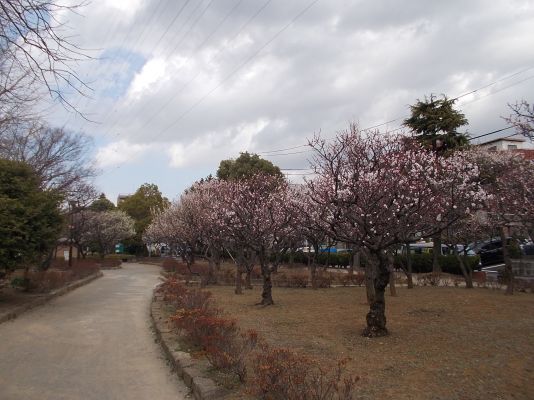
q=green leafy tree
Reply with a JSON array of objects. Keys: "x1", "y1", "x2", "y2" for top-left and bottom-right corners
[
  {"x1": 404, "y1": 94, "x2": 469, "y2": 273},
  {"x1": 0, "y1": 159, "x2": 63, "y2": 272},
  {"x1": 89, "y1": 193, "x2": 116, "y2": 212},
  {"x1": 404, "y1": 94, "x2": 469, "y2": 153},
  {"x1": 118, "y1": 183, "x2": 169, "y2": 255},
  {"x1": 217, "y1": 152, "x2": 283, "y2": 180}
]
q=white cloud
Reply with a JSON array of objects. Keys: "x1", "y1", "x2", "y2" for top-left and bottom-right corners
[
  {"x1": 102, "y1": 0, "x2": 144, "y2": 17},
  {"x1": 167, "y1": 118, "x2": 270, "y2": 168},
  {"x1": 94, "y1": 141, "x2": 152, "y2": 168},
  {"x1": 127, "y1": 57, "x2": 168, "y2": 100}
]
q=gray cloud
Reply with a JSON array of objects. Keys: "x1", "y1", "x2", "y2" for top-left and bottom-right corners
[{"x1": 40, "y1": 0, "x2": 534, "y2": 196}]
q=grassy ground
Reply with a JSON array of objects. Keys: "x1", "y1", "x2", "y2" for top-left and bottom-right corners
[{"x1": 209, "y1": 284, "x2": 534, "y2": 400}]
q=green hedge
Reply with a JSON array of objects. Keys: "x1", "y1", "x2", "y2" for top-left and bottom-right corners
[
  {"x1": 283, "y1": 251, "x2": 479, "y2": 275},
  {"x1": 394, "y1": 254, "x2": 480, "y2": 275},
  {"x1": 281, "y1": 252, "x2": 355, "y2": 268}
]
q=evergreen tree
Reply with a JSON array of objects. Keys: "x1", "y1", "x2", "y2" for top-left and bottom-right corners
[
  {"x1": 89, "y1": 193, "x2": 115, "y2": 212},
  {"x1": 217, "y1": 152, "x2": 283, "y2": 181},
  {"x1": 404, "y1": 94, "x2": 469, "y2": 153},
  {"x1": 0, "y1": 159, "x2": 63, "y2": 271}
]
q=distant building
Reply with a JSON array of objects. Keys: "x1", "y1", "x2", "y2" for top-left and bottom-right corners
[
  {"x1": 478, "y1": 135, "x2": 527, "y2": 151},
  {"x1": 477, "y1": 134, "x2": 534, "y2": 160},
  {"x1": 117, "y1": 194, "x2": 131, "y2": 205}
]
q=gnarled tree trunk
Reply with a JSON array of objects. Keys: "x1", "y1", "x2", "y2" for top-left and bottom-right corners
[
  {"x1": 362, "y1": 251, "x2": 390, "y2": 337},
  {"x1": 365, "y1": 257, "x2": 376, "y2": 305},
  {"x1": 258, "y1": 255, "x2": 274, "y2": 305}
]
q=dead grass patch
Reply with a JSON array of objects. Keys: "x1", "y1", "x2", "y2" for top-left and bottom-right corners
[{"x1": 209, "y1": 285, "x2": 534, "y2": 400}]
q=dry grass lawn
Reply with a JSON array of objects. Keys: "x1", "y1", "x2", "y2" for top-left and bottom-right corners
[{"x1": 208, "y1": 285, "x2": 534, "y2": 400}]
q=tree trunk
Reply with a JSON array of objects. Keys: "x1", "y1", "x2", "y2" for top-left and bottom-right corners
[
  {"x1": 310, "y1": 263, "x2": 318, "y2": 289},
  {"x1": 350, "y1": 249, "x2": 360, "y2": 276},
  {"x1": 365, "y1": 257, "x2": 376, "y2": 305},
  {"x1": 388, "y1": 253, "x2": 397, "y2": 297},
  {"x1": 432, "y1": 234, "x2": 442, "y2": 273},
  {"x1": 244, "y1": 268, "x2": 252, "y2": 289},
  {"x1": 258, "y1": 257, "x2": 274, "y2": 305},
  {"x1": 235, "y1": 266, "x2": 243, "y2": 295},
  {"x1": 362, "y1": 251, "x2": 389, "y2": 337},
  {"x1": 405, "y1": 242, "x2": 414, "y2": 289},
  {"x1": 454, "y1": 247, "x2": 473, "y2": 288},
  {"x1": 500, "y1": 226, "x2": 514, "y2": 295}
]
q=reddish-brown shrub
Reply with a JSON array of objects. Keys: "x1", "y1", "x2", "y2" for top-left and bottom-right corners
[
  {"x1": 202, "y1": 322, "x2": 258, "y2": 382},
  {"x1": 70, "y1": 262, "x2": 100, "y2": 279},
  {"x1": 28, "y1": 270, "x2": 72, "y2": 292},
  {"x1": 25, "y1": 261, "x2": 100, "y2": 293},
  {"x1": 162, "y1": 258, "x2": 182, "y2": 272},
  {"x1": 249, "y1": 346, "x2": 358, "y2": 400},
  {"x1": 272, "y1": 272, "x2": 288, "y2": 287},
  {"x1": 157, "y1": 277, "x2": 195, "y2": 308},
  {"x1": 287, "y1": 272, "x2": 309, "y2": 288},
  {"x1": 315, "y1": 272, "x2": 333, "y2": 288},
  {"x1": 337, "y1": 273, "x2": 365, "y2": 287}
]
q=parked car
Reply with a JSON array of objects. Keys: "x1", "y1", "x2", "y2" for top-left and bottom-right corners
[
  {"x1": 521, "y1": 242, "x2": 534, "y2": 256},
  {"x1": 477, "y1": 238, "x2": 525, "y2": 267}
]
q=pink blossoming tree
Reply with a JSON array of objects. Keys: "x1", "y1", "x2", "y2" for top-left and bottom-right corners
[{"x1": 307, "y1": 125, "x2": 485, "y2": 337}]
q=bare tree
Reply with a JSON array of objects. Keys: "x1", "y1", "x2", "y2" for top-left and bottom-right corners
[
  {"x1": 0, "y1": 122, "x2": 96, "y2": 196},
  {"x1": 504, "y1": 100, "x2": 534, "y2": 140},
  {"x1": 0, "y1": 0, "x2": 89, "y2": 110}
]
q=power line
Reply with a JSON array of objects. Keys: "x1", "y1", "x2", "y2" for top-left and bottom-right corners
[
  {"x1": 156, "y1": 0, "x2": 322, "y2": 137},
  {"x1": 453, "y1": 66, "x2": 534, "y2": 101},
  {"x1": 259, "y1": 144, "x2": 310, "y2": 154},
  {"x1": 467, "y1": 126, "x2": 514, "y2": 141},
  {"x1": 131, "y1": 0, "x2": 251, "y2": 135},
  {"x1": 102, "y1": 0, "x2": 199, "y2": 132},
  {"x1": 253, "y1": 66, "x2": 534, "y2": 155}
]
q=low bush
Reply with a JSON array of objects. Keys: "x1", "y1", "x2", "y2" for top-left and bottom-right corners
[
  {"x1": 249, "y1": 346, "x2": 358, "y2": 400},
  {"x1": 11, "y1": 261, "x2": 101, "y2": 293},
  {"x1": 315, "y1": 271, "x2": 333, "y2": 288},
  {"x1": 335, "y1": 273, "x2": 365, "y2": 287},
  {"x1": 161, "y1": 278, "x2": 258, "y2": 381},
  {"x1": 202, "y1": 321, "x2": 259, "y2": 382}
]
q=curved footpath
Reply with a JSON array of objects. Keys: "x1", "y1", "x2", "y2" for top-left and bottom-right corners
[{"x1": 0, "y1": 263, "x2": 189, "y2": 400}]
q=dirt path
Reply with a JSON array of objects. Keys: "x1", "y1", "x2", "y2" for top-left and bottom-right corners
[{"x1": 0, "y1": 263, "x2": 189, "y2": 400}]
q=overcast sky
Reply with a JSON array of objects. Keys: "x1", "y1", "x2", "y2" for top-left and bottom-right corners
[{"x1": 44, "y1": 0, "x2": 534, "y2": 202}]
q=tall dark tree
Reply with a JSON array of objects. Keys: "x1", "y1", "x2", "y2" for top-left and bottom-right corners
[
  {"x1": 404, "y1": 94, "x2": 469, "y2": 273},
  {"x1": 404, "y1": 94, "x2": 469, "y2": 153},
  {"x1": 0, "y1": 159, "x2": 63, "y2": 272},
  {"x1": 118, "y1": 183, "x2": 169, "y2": 255},
  {"x1": 217, "y1": 152, "x2": 283, "y2": 181}
]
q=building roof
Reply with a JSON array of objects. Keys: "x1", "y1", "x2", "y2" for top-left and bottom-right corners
[{"x1": 479, "y1": 136, "x2": 526, "y2": 146}]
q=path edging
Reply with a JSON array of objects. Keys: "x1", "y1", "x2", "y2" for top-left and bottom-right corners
[
  {"x1": 150, "y1": 294, "x2": 229, "y2": 400},
  {"x1": 0, "y1": 271, "x2": 104, "y2": 325}
]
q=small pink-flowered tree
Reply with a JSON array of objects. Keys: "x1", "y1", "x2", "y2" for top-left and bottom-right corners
[
  {"x1": 217, "y1": 173, "x2": 298, "y2": 305},
  {"x1": 307, "y1": 125, "x2": 485, "y2": 337}
]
